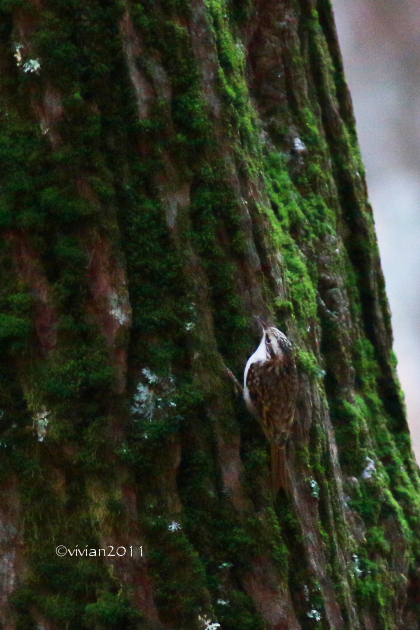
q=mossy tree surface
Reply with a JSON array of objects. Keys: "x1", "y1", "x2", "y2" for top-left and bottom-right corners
[{"x1": 0, "y1": 1, "x2": 419, "y2": 629}]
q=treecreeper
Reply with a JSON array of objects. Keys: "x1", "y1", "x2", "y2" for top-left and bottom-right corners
[{"x1": 244, "y1": 317, "x2": 298, "y2": 495}]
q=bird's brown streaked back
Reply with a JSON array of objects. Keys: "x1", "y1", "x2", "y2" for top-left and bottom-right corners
[{"x1": 244, "y1": 322, "x2": 298, "y2": 495}]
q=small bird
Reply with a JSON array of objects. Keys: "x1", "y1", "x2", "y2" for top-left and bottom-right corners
[{"x1": 244, "y1": 317, "x2": 298, "y2": 495}]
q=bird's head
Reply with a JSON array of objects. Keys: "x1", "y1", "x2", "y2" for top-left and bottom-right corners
[{"x1": 255, "y1": 316, "x2": 292, "y2": 360}]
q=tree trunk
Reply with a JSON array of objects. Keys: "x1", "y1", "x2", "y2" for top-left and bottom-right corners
[{"x1": 0, "y1": 1, "x2": 419, "y2": 629}]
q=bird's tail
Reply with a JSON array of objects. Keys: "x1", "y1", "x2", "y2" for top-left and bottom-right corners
[{"x1": 270, "y1": 444, "x2": 290, "y2": 496}]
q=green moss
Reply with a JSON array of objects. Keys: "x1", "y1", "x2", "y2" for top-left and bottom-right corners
[
  {"x1": 228, "y1": 0, "x2": 253, "y2": 24},
  {"x1": 214, "y1": 590, "x2": 265, "y2": 630},
  {"x1": 297, "y1": 350, "x2": 322, "y2": 378},
  {"x1": 0, "y1": 313, "x2": 31, "y2": 340},
  {"x1": 0, "y1": 0, "x2": 30, "y2": 9},
  {"x1": 84, "y1": 593, "x2": 141, "y2": 629}
]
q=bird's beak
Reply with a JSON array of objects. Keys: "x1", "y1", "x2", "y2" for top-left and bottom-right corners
[{"x1": 254, "y1": 315, "x2": 267, "y2": 330}]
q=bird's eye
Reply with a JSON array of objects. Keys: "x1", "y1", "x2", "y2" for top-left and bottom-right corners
[{"x1": 266, "y1": 338, "x2": 271, "y2": 344}]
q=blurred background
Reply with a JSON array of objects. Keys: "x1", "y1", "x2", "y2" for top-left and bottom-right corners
[{"x1": 333, "y1": 0, "x2": 420, "y2": 463}]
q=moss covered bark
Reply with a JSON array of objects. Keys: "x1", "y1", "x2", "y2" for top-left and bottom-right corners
[{"x1": 0, "y1": 0, "x2": 419, "y2": 629}]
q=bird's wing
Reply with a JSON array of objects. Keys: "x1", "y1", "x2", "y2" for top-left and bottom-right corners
[
  {"x1": 245, "y1": 362, "x2": 265, "y2": 418},
  {"x1": 246, "y1": 359, "x2": 297, "y2": 441}
]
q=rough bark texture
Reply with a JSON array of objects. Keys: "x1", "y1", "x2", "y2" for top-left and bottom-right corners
[{"x1": 0, "y1": 1, "x2": 419, "y2": 629}]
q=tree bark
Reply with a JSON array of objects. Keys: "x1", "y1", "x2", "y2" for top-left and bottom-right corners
[{"x1": 0, "y1": 0, "x2": 419, "y2": 629}]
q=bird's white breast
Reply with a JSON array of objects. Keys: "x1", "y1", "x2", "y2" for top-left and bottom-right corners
[{"x1": 243, "y1": 335, "x2": 267, "y2": 418}]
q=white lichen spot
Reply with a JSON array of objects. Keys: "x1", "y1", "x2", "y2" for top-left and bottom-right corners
[
  {"x1": 33, "y1": 407, "x2": 50, "y2": 442},
  {"x1": 184, "y1": 303, "x2": 197, "y2": 331},
  {"x1": 40, "y1": 120, "x2": 49, "y2": 135},
  {"x1": 310, "y1": 478, "x2": 320, "y2": 498},
  {"x1": 361, "y1": 456, "x2": 375, "y2": 480},
  {"x1": 307, "y1": 609, "x2": 322, "y2": 621},
  {"x1": 216, "y1": 599, "x2": 229, "y2": 606},
  {"x1": 23, "y1": 59, "x2": 41, "y2": 74},
  {"x1": 198, "y1": 616, "x2": 220, "y2": 630},
  {"x1": 131, "y1": 370, "x2": 177, "y2": 424},
  {"x1": 109, "y1": 292, "x2": 129, "y2": 325},
  {"x1": 14, "y1": 43, "x2": 23, "y2": 66},
  {"x1": 141, "y1": 367, "x2": 158, "y2": 383},
  {"x1": 341, "y1": 491, "x2": 351, "y2": 505},
  {"x1": 131, "y1": 383, "x2": 154, "y2": 420},
  {"x1": 303, "y1": 585, "x2": 309, "y2": 601},
  {"x1": 352, "y1": 554, "x2": 363, "y2": 577},
  {"x1": 293, "y1": 137, "x2": 306, "y2": 153},
  {"x1": 235, "y1": 42, "x2": 245, "y2": 57},
  {"x1": 168, "y1": 521, "x2": 182, "y2": 532}
]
